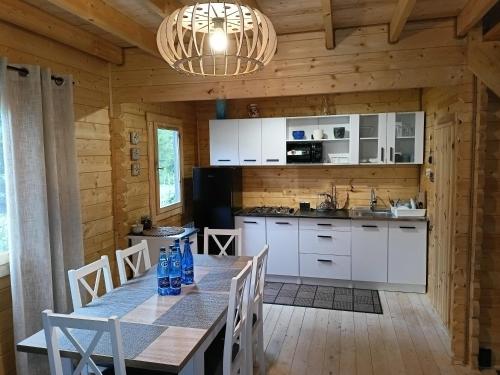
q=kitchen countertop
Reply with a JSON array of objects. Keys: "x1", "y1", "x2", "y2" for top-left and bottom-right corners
[{"x1": 235, "y1": 208, "x2": 427, "y2": 221}]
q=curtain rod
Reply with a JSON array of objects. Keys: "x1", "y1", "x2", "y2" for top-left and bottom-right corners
[{"x1": 7, "y1": 65, "x2": 69, "y2": 86}]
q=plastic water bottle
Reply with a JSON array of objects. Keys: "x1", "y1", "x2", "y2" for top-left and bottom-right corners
[
  {"x1": 157, "y1": 247, "x2": 170, "y2": 296},
  {"x1": 169, "y1": 242, "x2": 182, "y2": 295},
  {"x1": 182, "y1": 238, "x2": 194, "y2": 285}
]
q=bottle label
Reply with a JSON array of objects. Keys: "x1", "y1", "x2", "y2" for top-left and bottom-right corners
[
  {"x1": 170, "y1": 276, "x2": 181, "y2": 289},
  {"x1": 158, "y1": 277, "x2": 170, "y2": 288}
]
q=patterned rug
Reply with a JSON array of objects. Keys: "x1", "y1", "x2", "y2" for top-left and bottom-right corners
[{"x1": 264, "y1": 282, "x2": 383, "y2": 314}]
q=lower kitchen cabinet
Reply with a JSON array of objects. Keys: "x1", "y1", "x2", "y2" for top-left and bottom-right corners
[
  {"x1": 388, "y1": 221, "x2": 427, "y2": 285},
  {"x1": 266, "y1": 217, "x2": 299, "y2": 277},
  {"x1": 351, "y1": 220, "x2": 388, "y2": 283},
  {"x1": 300, "y1": 254, "x2": 351, "y2": 280},
  {"x1": 234, "y1": 216, "x2": 267, "y2": 257}
]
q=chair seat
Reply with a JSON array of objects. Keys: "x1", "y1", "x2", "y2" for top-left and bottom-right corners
[{"x1": 101, "y1": 366, "x2": 174, "y2": 375}]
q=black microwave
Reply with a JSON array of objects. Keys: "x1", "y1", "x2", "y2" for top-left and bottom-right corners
[{"x1": 286, "y1": 142, "x2": 323, "y2": 164}]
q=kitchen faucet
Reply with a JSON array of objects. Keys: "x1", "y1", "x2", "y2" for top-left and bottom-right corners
[{"x1": 369, "y1": 188, "x2": 377, "y2": 211}]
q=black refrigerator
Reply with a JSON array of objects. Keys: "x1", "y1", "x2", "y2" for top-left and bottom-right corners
[{"x1": 192, "y1": 167, "x2": 242, "y2": 254}]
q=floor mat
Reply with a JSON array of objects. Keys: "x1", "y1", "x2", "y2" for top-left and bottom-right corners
[{"x1": 264, "y1": 282, "x2": 383, "y2": 314}]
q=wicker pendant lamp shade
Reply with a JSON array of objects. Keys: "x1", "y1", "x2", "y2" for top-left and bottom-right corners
[{"x1": 156, "y1": 1, "x2": 277, "y2": 76}]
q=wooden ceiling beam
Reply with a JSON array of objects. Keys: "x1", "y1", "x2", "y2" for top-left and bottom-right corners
[
  {"x1": 484, "y1": 22, "x2": 500, "y2": 40},
  {"x1": 467, "y1": 40, "x2": 500, "y2": 97},
  {"x1": 0, "y1": 0, "x2": 122, "y2": 64},
  {"x1": 389, "y1": 0, "x2": 416, "y2": 43},
  {"x1": 145, "y1": 0, "x2": 182, "y2": 18},
  {"x1": 321, "y1": 0, "x2": 335, "y2": 49},
  {"x1": 45, "y1": 0, "x2": 160, "y2": 57},
  {"x1": 457, "y1": 0, "x2": 498, "y2": 37}
]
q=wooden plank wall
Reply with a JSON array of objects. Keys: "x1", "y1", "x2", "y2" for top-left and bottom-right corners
[
  {"x1": 0, "y1": 21, "x2": 114, "y2": 374},
  {"x1": 111, "y1": 19, "x2": 467, "y2": 103},
  {"x1": 111, "y1": 102, "x2": 198, "y2": 250},
  {"x1": 420, "y1": 81, "x2": 475, "y2": 364},
  {"x1": 195, "y1": 90, "x2": 422, "y2": 208},
  {"x1": 479, "y1": 90, "x2": 500, "y2": 366}
]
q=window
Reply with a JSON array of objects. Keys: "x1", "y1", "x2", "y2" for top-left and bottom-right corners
[
  {"x1": 0, "y1": 108, "x2": 8, "y2": 275},
  {"x1": 147, "y1": 113, "x2": 183, "y2": 222},
  {"x1": 157, "y1": 127, "x2": 181, "y2": 208}
]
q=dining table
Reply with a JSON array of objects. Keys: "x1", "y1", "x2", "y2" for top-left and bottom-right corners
[{"x1": 17, "y1": 254, "x2": 252, "y2": 375}]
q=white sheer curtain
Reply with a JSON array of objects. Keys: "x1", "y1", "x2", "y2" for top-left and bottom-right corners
[{"x1": 0, "y1": 58, "x2": 84, "y2": 375}]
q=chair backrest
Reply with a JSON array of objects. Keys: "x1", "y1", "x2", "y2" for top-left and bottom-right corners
[
  {"x1": 116, "y1": 240, "x2": 152, "y2": 286},
  {"x1": 42, "y1": 310, "x2": 126, "y2": 375},
  {"x1": 251, "y1": 245, "x2": 269, "y2": 315},
  {"x1": 224, "y1": 261, "x2": 253, "y2": 375},
  {"x1": 203, "y1": 227, "x2": 242, "y2": 256},
  {"x1": 68, "y1": 256, "x2": 114, "y2": 310}
]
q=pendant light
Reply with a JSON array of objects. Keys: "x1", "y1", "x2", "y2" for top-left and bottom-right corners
[{"x1": 156, "y1": 1, "x2": 277, "y2": 76}]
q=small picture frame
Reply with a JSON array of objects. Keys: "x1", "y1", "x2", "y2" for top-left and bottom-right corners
[
  {"x1": 131, "y1": 163, "x2": 140, "y2": 176},
  {"x1": 130, "y1": 131, "x2": 140, "y2": 145},
  {"x1": 130, "y1": 147, "x2": 140, "y2": 161}
]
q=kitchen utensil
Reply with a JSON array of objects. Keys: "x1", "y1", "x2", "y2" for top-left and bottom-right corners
[
  {"x1": 313, "y1": 129, "x2": 324, "y2": 140},
  {"x1": 299, "y1": 202, "x2": 311, "y2": 211},
  {"x1": 334, "y1": 127, "x2": 345, "y2": 139},
  {"x1": 292, "y1": 130, "x2": 305, "y2": 140},
  {"x1": 316, "y1": 191, "x2": 336, "y2": 211}
]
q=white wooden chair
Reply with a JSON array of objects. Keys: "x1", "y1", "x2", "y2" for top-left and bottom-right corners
[
  {"x1": 42, "y1": 310, "x2": 126, "y2": 375},
  {"x1": 68, "y1": 256, "x2": 114, "y2": 310},
  {"x1": 224, "y1": 260, "x2": 253, "y2": 375},
  {"x1": 203, "y1": 227, "x2": 242, "y2": 256},
  {"x1": 246, "y1": 245, "x2": 269, "y2": 375},
  {"x1": 116, "y1": 240, "x2": 152, "y2": 286}
]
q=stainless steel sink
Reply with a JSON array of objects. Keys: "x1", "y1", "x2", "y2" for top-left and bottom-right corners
[{"x1": 350, "y1": 207, "x2": 392, "y2": 218}]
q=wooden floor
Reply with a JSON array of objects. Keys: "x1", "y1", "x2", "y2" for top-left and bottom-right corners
[{"x1": 261, "y1": 291, "x2": 479, "y2": 375}]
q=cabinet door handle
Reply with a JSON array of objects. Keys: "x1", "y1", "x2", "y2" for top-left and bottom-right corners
[
  {"x1": 317, "y1": 259, "x2": 333, "y2": 263},
  {"x1": 317, "y1": 235, "x2": 332, "y2": 239},
  {"x1": 317, "y1": 223, "x2": 332, "y2": 226},
  {"x1": 266, "y1": 158, "x2": 279, "y2": 162},
  {"x1": 243, "y1": 221, "x2": 258, "y2": 224},
  {"x1": 390, "y1": 147, "x2": 394, "y2": 162},
  {"x1": 380, "y1": 147, "x2": 385, "y2": 162},
  {"x1": 362, "y1": 225, "x2": 378, "y2": 228},
  {"x1": 399, "y1": 226, "x2": 416, "y2": 229},
  {"x1": 275, "y1": 222, "x2": 291, "y2": 225},
  {"x1": 217, "y1": 159, "x2": 230, "y2": 162},
  {"x1": 243, "y1": 159, "x2": 257, "y2": 162}
]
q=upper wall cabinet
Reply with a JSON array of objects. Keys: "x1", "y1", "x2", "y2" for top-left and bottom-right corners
[
  {"x1": 262, "y1": 118, "x2": 286, "y2": 165},
  {"x1": 359, "y1": 114, "x2": 387, "y2": 165},
  {"x1": 239, "y1": 119, "x2": 262, "y2": 165},
  {"x1": 208, "y1": 112, "x2": 424, "y2": 166},
  {"x1": 386, "y1": 112, "x2": 424, "y2": 164},
  {"x1": 209, "y1": 119, "x2": 239, "y2": 166}
]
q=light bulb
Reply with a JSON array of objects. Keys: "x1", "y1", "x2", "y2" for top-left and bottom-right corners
[{"x1": 209, "y1": 18, "x2": 227, "y2": 53}]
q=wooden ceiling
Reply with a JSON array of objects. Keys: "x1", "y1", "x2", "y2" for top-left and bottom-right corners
[{"x1": 0, "y1": 0, "x2": 499, "y2": 63}]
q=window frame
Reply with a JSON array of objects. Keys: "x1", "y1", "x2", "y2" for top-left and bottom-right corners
[{"x1": 147, "y1": 113, "x2": 184, "y2": 223}]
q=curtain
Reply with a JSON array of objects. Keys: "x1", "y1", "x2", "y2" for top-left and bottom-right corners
[{"x1": 0, "y1": 58, "x2": 84, "y2": 375}]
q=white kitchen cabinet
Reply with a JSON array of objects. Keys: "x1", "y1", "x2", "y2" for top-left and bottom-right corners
[
  {"x1": 388, "y1": 221, "x2": 427, "y2": 285},
  {"x1": 359, "y1": 114, "x2": 387, "y2": 164},
  {"x1": 386, "y1": 111, "x2": 425, "y2": 164},
  {"x1": 351, "y1": 220, "x2": 388, "y2": 282},
  {"x1": 234, "y1": 216, "x2": 267, "y2": 257},
  {"x1": 299, "y1": 230, "x2": 351, "y2": 256},
  {"x1": 239, "y1": 119, "x2": 262, "y2": 165},
  {"x1": 266, "y1": 218, "x2": 299, "y2": 277},
  {"x1": 262, "y1": 117, "x2": 286, "y2": 165},
  {"x1": 300, "y1": 254, "x2": 351, "y2": 280},
  {"x1": 209, "y1": 119, "x2": 239, "y2": 166}
]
